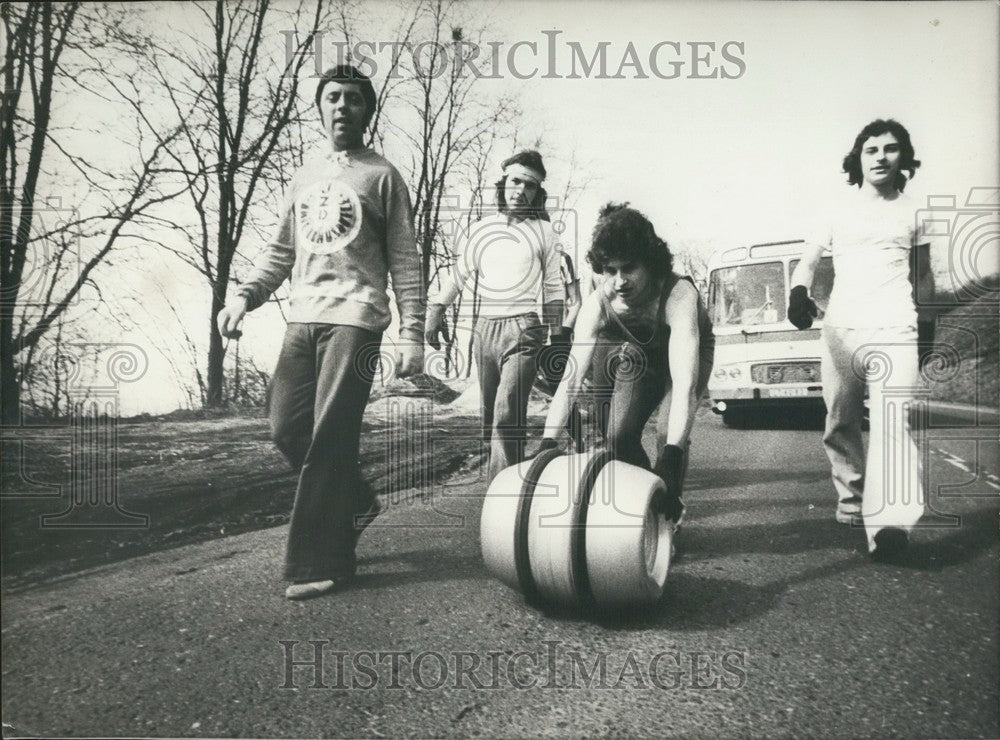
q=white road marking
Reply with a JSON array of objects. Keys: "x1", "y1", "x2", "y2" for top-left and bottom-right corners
[{"x1": 931, "y1": 447, "x2": 1000, "y2": 492}]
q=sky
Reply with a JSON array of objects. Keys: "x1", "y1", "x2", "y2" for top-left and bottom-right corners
[
  {"x1": 40, "y1": 0, "x2": 1000, "y2": 415},
  {"x1": 487, "y1": 1, "x2": 999, "y2": 254}
]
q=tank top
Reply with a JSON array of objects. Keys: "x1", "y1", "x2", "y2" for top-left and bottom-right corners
[{"x1": 596, "y1": 273, "x2": 714, "y2": 381}]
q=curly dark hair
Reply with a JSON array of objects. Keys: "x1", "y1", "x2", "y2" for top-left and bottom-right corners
[
  {"x1": 586, "y1": 203, "x2": 673, "y2": 278},
  {"x1": 842, "y1": 119, "x2": 921, "y2": 191},
  {"x1": 314, "y1": 64, "x2": 377, "y2": 125}
]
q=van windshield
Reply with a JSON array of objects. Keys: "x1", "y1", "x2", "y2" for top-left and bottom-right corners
[
  {"x1": 709, "y1": 257, "x2": 834, "y2": 328},
  {"x1": 709, "y1": 262, "x2": 786, "y2": 327}
]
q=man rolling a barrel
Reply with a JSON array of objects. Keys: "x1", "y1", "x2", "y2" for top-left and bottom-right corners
[{"x1": 533, "y1": 203, "x2": 715, "y2": 527}]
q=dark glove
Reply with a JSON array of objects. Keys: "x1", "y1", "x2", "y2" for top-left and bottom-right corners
[
  {"x1": 787, "y1": 285, "x2": 819, "y2": 330},
  {"x1": 424, "y1": 304, "x2": 449, "y2": 350},
  {"x1": 538, "y1": 327, "x2": 574, "y2": 387},
  {"x1": 652, "y1": 444, "x2": 685, "y2": 523},
  {"x1": 527, "y1": 437, "x2": 561, "y2": 460}
]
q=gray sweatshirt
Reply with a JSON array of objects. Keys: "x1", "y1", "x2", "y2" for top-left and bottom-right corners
[{"x1": 238, "y1": 148, "x2": 425, "y2": 342}]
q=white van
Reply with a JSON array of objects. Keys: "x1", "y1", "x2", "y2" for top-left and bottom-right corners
[{"x1": 706, "y1": 240, "x2": 835, "y2": 426}]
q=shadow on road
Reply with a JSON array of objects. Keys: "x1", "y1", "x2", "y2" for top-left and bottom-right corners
[
  {"x1": 536, "y1": 506, "x2": 998, "y2": 630},
  {"x1": 684, "y1": 468, "x2": 830, "y2": 492},
  {"x1": 716, "y1": 406, "x2": 827, "y2": 431},
  {"x1": 351, "y1": 542, "x2": 488, "y2": 589}
]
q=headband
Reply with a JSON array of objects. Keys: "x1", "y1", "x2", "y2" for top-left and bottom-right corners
[{"x1": 504, "y1": 163, "x2": 545, "y2": 184}]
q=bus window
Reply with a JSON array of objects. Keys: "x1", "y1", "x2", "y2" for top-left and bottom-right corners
[
  {"x1": 788, "y1": 256, "x2": 834, "y2": 317},
  {"x1": 709, "y1": 262, "x2": 786, "y2": 327}
]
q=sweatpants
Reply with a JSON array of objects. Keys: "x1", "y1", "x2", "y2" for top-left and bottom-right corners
[
  {"x1": 269, "y1": 323, "x2": 382, "y2": 582},
  {"x1": 475, "y1": 313, "x2": 546, "y2": 483},
  {"x1": 821, "y1": 325, "x2": 924, "y2": 548}
]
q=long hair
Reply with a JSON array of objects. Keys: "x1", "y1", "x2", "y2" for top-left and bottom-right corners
[
  {"x1": 586, "y1": 202, "x2": 673, "y2": 278},
  {"x1": 494, "y1": 149, "x2": 549, "y2": 220},
  {"x1": 842, "y1": 119, "x2": 921, "y2": 192}
]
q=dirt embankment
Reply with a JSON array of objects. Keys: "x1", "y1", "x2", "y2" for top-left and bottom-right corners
[
  {"x1": 927, "y1": 287, "x2": 999, "y2": 409},
  {"x1": 1, "y1": 396, "x2": 498, "y2": 588}
]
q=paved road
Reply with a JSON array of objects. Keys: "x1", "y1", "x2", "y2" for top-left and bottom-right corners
[{"x1": 2, "y1": 412, "x2": 998, "y2": 738}]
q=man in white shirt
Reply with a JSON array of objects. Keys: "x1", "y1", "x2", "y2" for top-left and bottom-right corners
[
  {"x1": 425, "y1": 151, "x2": 564, "y2": 482},
  {"x1": 789, "y1": 119, "x2": 932, "y2": 562}
]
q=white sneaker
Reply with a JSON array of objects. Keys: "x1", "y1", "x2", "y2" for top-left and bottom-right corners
[{"x1": 835, "y1": 508, "x2": 862, "y2": 525}]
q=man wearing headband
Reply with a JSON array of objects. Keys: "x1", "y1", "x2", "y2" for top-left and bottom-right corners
[{"x1": 425, "y1": 150, "x2": 565, "y2": 482}]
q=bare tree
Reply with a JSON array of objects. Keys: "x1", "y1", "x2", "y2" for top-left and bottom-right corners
[
  {"x1": 132, "y1": 0, "x2": 333, "y2": 407},
  {"x1": 19, "y1": 314, "x2": 103, "y2": 420},
  {"x1": 673, "y1": 245, "x2": 711, "y2": 292},
  {"x1": 374, "y1": 1, "x2": 521, "y2": 378},
  {"x1": 1, "y1": 2, "x2": 185, "y2": 423},
  {"x1": 393, "y1": 5, "x2": 520, "y2": 287}
]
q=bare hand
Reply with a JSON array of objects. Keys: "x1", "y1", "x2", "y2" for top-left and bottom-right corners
[
  {"x1": 217, "y1": 298, "x2": 247, "y2": 339},
  {"x1": 424, "y1": 304, "x2": 449, "y2": 350},
  {"x1": 395, "y1": 341, "x2": 424, "y2": 378}
]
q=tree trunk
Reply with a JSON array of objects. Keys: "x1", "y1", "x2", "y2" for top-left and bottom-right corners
[
  {"x1": 1, "y1": 311, "x2": 19, "y2": 424},
  {"x1": 204, "y1": 302, "x2": 225, "y2": 407}
]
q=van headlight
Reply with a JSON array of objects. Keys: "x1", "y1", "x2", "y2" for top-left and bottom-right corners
[{"x1": 728, "y1": 367, "x2": 742, "y2": 379}]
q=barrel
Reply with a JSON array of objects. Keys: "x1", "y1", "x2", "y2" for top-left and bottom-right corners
[{"x1": 480, "y1": 449, "x2": 673, "y2": 607}]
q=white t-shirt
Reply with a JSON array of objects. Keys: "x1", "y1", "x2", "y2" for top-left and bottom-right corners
[
  {"x1": 451, "y1": 213, "x2": 564, "y2": 318},
  {"x1": 811, "y1": 190, "x2": 928, "y2": 329}
]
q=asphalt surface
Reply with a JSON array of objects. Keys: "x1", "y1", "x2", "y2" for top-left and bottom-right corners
[{"x1": 2, "y1": 412, "x2": 998, "y2": 738}]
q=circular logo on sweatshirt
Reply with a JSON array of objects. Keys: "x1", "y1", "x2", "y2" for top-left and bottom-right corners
[{"x1": 297, "y1": 179, "x2": 362, "y2": 254}]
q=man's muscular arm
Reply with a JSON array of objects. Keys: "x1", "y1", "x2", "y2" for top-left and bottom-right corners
[
  {"x1": 651, "y1": 280, "x2": 702, "y2": 521},
  {"x1": 657, "y1": 280, "x2": 701, "y2": 449}
]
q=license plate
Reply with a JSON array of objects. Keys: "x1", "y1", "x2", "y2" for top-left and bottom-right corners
[{"x1": 766, "y1": 387, "x2": 810, "y2": 398}]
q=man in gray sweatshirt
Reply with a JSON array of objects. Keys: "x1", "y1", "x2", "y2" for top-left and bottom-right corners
[{"x1": 218, "y1": 65, "x2": 424, "y2": 600}]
